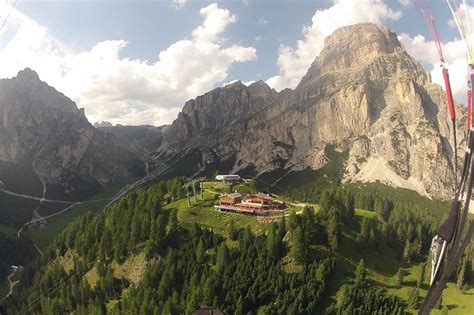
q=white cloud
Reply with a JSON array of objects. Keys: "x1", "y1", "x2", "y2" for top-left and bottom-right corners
[
  {"x1": 266, "y1": 0, "x2": 401, "y2": 91},
  {"x1": 399, "y1": 33, "x2": 468, "y2": 104},
  {"x1": 0, "y1": 3, "x2": 256, "y2": 126},
  {"x1": 171, "y1": 0, "x2": 186, "y2": 9},
  {"x1": 398, "y1": 0, "x2": 412, "y2": 7},
  {"x1": 243, "y1": 80, "x2": 255, "y2": 86},
  {"x1": 258, "y1": 17, "x2": 269, "y2": 25}
]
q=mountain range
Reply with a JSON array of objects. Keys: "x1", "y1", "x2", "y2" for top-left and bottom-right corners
[
  {"x1": 0, "y1": 23, "x2": 463, "y2": 229},
  {"x1": 152, "y1": 23, "x2": 461, "y2": 200}
]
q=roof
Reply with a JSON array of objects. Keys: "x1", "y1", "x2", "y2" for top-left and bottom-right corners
[
  {"x1": 222, "y1": 193, "x2": 242, "y2": 198},
  {"x1": 244, "y1": 193, "x2": 273, "y2": 200}
]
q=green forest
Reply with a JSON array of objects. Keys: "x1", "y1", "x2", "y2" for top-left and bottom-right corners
[{"x1": 1, "y1": 178, "x2": 473, "y2": 314}]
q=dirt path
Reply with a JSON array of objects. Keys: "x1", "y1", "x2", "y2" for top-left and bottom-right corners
[
  {"x1": 6, "y1": 272, "x2": 19, "y2": 299},
  {"x1": 33, "y1": 243, "x2": 44, "y2": 256}
]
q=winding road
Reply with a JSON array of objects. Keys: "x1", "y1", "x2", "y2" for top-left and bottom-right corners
[{"x1": 0, "y1": 188, "x2": 76, "y2": 204}]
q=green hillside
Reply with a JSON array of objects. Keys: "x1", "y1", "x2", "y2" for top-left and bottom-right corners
[{"x1": 1, "y1": 179, "x2": 472, "y2": 314}]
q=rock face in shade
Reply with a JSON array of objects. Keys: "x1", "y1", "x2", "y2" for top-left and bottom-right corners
[
  {"x1": 0, "y1": 68, "x2": 146, "y2": 200},
  {"x1": 155, "y1": 23, "x2": 463, "y2": 200}
]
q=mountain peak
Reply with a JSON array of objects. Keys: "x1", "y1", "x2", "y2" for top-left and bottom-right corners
[
  {"x1": 324, "y1": 23, "x2": 399, "y2": 54},
  {"x1": 249, "y1": 80, "x2": 269, "y2": 88},
  {"x1": 223, "y1": 80, "x2": 246, "y2": 89},
  {"x1": 302, "y1": 23, "x2": 402, "y2": 82},
  {"x1": 15, "y1": 68, "x2": 41, "y2": 82},
  {"x1": 297, "y1": 22, "x2": 426, "y2": 91}
]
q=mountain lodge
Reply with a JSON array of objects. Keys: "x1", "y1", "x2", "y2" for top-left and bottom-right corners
[{"x1": 215, "y1": 192, "x2": 287, "y2": 215}]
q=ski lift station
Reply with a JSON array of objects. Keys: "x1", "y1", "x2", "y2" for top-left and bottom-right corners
[{"x1": 215, "y1": 174, "x2": 241, "y2": 182}]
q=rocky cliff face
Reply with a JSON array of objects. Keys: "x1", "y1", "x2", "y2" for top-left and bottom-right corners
[
  {"x1": 155, "y1": 23, "x2": 462, "y2": 200},
  {"x1": 0, "y1": 69, "x2": 145, "y2": 200}
]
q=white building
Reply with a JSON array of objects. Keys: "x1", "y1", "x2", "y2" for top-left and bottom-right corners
[{"x1": 215, "y1": 174, "x2": 241, "y2": 182}]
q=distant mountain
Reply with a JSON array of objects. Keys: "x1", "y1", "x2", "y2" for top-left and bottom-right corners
[
  {"x1": 0, "y1": 69, "x2": 146, "y2": 204},
  {"x1": 153, "y1": 23, "x2": 462, "y2": 200},
  {"x1": 98, "y1": 124, "x2": 169, "y2": 157}
]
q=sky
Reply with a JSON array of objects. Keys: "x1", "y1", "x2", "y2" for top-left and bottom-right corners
[{"x1": 0, "y1": 0, "x2": 470, "y2": 126}]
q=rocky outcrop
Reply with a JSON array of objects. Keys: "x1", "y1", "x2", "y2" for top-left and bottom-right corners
[
  {"x1": 0, "y1": 69, "x2": 145, "y2": 200},
  {"x1": 155, "y1": 23, "x2": 462, "y2": 200}
]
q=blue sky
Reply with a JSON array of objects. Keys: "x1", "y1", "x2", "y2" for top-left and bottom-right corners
[
  {"x1": 16, "y1": 0, "x2": 336, "y2": 82},
  {"x1": 0, "y1": 0, "x2": 469, "y2": 125}
]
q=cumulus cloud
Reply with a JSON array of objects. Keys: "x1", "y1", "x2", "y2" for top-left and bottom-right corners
[
  {"x1": 266, "y1": 0, "x2": 401, "y2": 91},
  {"x1": 171, "y1": 0, "x2": 186, "y2": 9},
  {"x1": 398, "y1": 0, "x2": 412, "y2": 7},
  {"x1": 0, "y1": 3, "x2": 256, "y2": 125},
  {"x1": 399, "y1": 33, "x2": 468, "y2": 104}
]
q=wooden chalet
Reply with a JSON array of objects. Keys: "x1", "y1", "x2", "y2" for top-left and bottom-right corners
[
  {"x1": 218, "y1": 193, "x2": 243, "y2": 206},
  {"x1": 215, "y1": 192, "x2": 287, "y2": 215}
]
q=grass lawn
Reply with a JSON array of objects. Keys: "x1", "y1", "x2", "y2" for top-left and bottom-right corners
[
  {"x1": 355, "y1": 208, "x2": 377, "y2": 219},
  {"x1": 24, "y1": 185, "x2": 123, "y2": 251},
  {"x1": 164, "y1": 190, "x2": 274, "y2": 236},
  {"x1": 165, "y1": 183, "x2": 287, "y2": 236},
  {"x1": 386, "y1": 262, "x2": 474, "y2": 314},
  {"x1": 111, "y1": 252, "x2": 148, "y2": 285}
]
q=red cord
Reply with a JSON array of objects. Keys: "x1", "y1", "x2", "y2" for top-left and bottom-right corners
[{"x1": 443, "y1": 68, "x2": 456, "y2": 121}]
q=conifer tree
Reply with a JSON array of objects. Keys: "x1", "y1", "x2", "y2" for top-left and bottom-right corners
[
  {"x1": 354, "y1": 259, "x2": 367, "y2": 285},
  {"x1": 216, "y1": 242, "x2": 229, "y2": 274},
  {"x1": 396, "y1": 268, "x2": 404, "y2": 288},
  {"x1": 292, "y1": 226, "x2": 307, "y2": 264},
  {"x1": 227, "y1": 219, "x2": 237, "y2": 241},
  {"x1": 417, "y1": 263, "x2": 425, "y2": 288},
  {"x1": 195, "y1": 239, "x2": 206, "y2": 263}
]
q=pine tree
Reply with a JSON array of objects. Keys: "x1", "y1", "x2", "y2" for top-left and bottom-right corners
[
  {"x1": 457, "y1": 256, "x2": 466, "y2": 289},
  {"x1": 292, "y1": 226, "x2": 307, "y2": 264},
  {"x1": 396, "y1": 268, "x2": 404, "y2": 288},
  {"x1": 99, "y1": 228, "x2": 112, "y2": 260},
  {"x1": 227, "y1": 219, "x2": 237, "y2": 241},
  {"x1": 216, "y1": 242, "x2": 229, "y2": 274},
  {"x1": 343, "y1": 192, "x2": 355, "y2": 222},
  {"x1": 417, "y1": 263, "x2": 425, "y2": 288},
  {"x1": 335, "y1": 284, "x2": 350, "y2": 310},
  {"x1": 195, "y1": 239, "x2": 206, "y2": 263},
  {"x1": 403, "y1": 240, "x2": 411, "y2": 263},
  {"x1": 278, "y1": 215, "x2": 287, "y2": 240},
  {"x1": 407, "y1": 288, "x2": 419, "y2": 309},
  {"x1": 354, "y1": 259, "x2": 367, "y2": 285},
  {"x1": 166, "y1": 209, "x2": 178, "y2": 238},
  {"x1": 327, "y1": 212, "x2": 340, "y2": 252}
]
